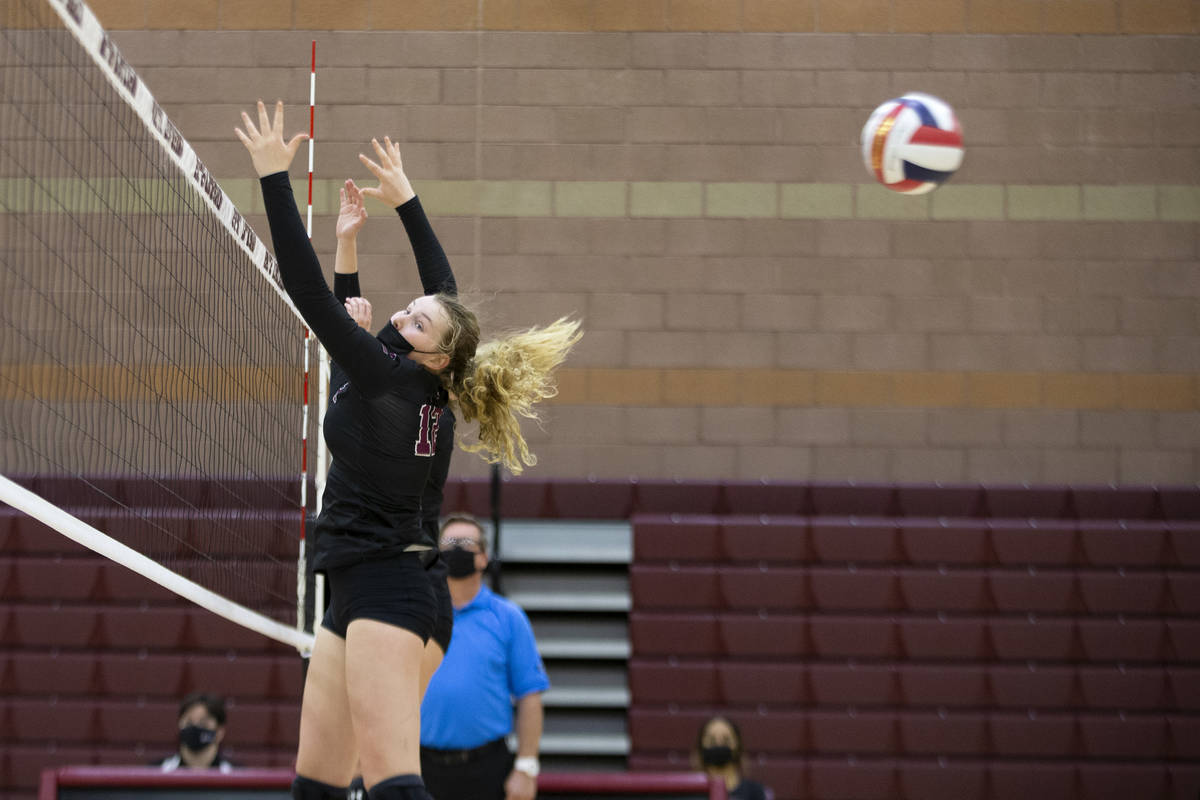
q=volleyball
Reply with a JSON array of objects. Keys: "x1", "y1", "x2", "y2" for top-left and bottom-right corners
[{"x1": 860, "y1": 92, "x2": 963, "y2": 195}]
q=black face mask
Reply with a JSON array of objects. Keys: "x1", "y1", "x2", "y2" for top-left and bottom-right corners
[
  {"x1": 442, "y1": 546, "x2": 479, "y2": 578},
  {"x1": 378, "y1": 320, "x2": 443, "y2": 358},
  {"x1": 377, "y1": 322, "x2": 415, "y2": 355},
  {"x1": 179, "y1": 724, "x2": 217, "y2": 752},
  {"x1": 700, "y1": 745, "x2": 734, "y2": 767}
]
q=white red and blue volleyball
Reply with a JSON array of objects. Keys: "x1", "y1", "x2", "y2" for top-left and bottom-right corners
[{"x1": 860, "y1": 92, "x2": 963, "y2": 195}]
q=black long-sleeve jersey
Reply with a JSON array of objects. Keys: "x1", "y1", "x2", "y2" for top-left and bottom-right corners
[
  {"x1": 330, "y1": 202, "x2": 458, "y2": 547},
  {"x1": 394, "y1": 199, "x2": 459, "y2": 545},
  {"x1": 260, "y1": 173, "x2": 455, "y2": 571}
]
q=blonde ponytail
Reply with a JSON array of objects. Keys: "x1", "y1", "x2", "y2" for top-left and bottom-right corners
[{"x1": 452, "y1": 317, "x2": 582, "y2": 474}]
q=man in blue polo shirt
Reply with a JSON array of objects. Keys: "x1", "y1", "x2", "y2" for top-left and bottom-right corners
[{"x1": 419, "y1": 514, "x2": 549, "y2": 800}]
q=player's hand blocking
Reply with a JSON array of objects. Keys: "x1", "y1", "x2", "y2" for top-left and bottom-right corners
[
  {"x1": 344, "y1": 297, "x2": 372, "y2": 330},
  {"x1": 358, "y1": 136, "x2": 416, "y2": 208},
  {"x1": 235, "y1": 99, "x2": 308, "y2": 178},
  {"x1": 337, "y1": 179, "x2": 368, "y2": 241}
]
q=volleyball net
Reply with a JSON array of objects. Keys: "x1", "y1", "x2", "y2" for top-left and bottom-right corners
[{"x1": 0, "y1": 0, "x2": 316, "y2": 651}]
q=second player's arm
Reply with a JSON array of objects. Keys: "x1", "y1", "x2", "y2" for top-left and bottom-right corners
[
  {"x1": 334, "y1": 179, "x2": 366, "y2": 302},
  {"x1": 260, "y1": 172, "x2": 416, "y2": 397}
]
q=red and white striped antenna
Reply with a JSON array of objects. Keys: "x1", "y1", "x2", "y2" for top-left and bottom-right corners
[
  {"x1": 297, "y1": 40, "x2": 318, "y2": 637},
  {"x1": 305, "y1": 40, "x2": 316, "y2": 237}
]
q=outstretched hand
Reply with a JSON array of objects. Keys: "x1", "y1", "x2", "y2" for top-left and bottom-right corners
[
  {"x1": 358, "y1": 136, "x2": 415, "y2": 208},
  {"x1": 234, "y1": 100, "x2": 308, "y2": 178},
  {"x1": 336, "y1": 179, "x2": 369, "y2": 240},
  {"x1": 344, "y1": 296, "x2": 372, "y2": 330}
]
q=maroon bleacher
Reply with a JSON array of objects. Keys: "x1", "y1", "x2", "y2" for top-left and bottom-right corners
[
  {"x1": 0, "y1": 476, "x2": 306, "y2": 799},
  {"x1": 4, "y1": 476, "x2": 1200, "y2": 800},
  {"x1": 626, "y1": 480, "x2": 1200, "y2": 800}
]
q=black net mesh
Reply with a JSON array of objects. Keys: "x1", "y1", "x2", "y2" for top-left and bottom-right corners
[{"x1": 0, "y1": 0, "x2": 309, "y2": 627}]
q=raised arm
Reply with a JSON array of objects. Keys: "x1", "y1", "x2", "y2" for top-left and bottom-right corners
[
  {"x1": 358, "y1": 137, "x2": 456, "y2": 297},
  {"x1": 259, "y1": 174, "x2": 406, "y2": 395},
  {"x1": 334, "y1": 178, "x2": 367, "y2": 304},
  {"x1": 238, "y1": 101, "x2": 412, "y2": 397},
  {"x1": 398, "y1": 196, "x2": 456, "y2": 297}
]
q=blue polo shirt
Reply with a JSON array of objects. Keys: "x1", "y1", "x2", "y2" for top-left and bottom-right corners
[{"x1": 420, "y1": 584, "x2": 550, "y2": 749}]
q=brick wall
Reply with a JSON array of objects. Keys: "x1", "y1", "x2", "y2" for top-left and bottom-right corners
[{"x1": 99, "y1": 0, "x2": 1198, "y2": 483}]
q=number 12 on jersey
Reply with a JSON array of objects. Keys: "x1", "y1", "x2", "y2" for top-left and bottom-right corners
[{"x1": 415, "y1": 404, "x2": 444, "y2": 457}]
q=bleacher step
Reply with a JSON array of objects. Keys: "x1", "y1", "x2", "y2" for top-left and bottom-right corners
[
  {"x1": 503, "y1": 569, "x2": 630, "y2": 613},
  {"x1": 543, "y1": 686, "x2": 630, "y2": 707},
  {"x1": 497, "y1": 520, "x2": 631, "y2": 564},
  {"x1": 537, "y1": 638, "x2": 631, "y2": 659},
  {"x1": 532, "y1": 615, "x2": 629, "y2": 660},
  {"x1": 510, "y1": 590, "x2": 630, "y2": 612},
  {"x1": 537, "y1": 732, "x2": 630, "y2": 756}
]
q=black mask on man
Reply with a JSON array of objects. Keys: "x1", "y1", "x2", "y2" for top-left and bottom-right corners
[
  {"x1": 442, "y1": 546, "x2": 479, "y2": 578},
  {"x1": 700, "y1": 745, "x2": 735, "y2": 767},
  {"x1": 179, "y1": 724, "x2": 216, "y2": 752}
]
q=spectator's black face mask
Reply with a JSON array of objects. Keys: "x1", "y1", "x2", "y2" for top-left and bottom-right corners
[
  {"x1": 179, "y1": 724, "x2": 216, "y2": 752},
  {"x1": 700, "y1": 745, "x2": 734, "y2": 767},
  {"x1": 442, "y1": 546, "x2": 479, "y2": 578}
]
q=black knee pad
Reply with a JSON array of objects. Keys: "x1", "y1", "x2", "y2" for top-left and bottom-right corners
[
  {"x1": 292, "y1": 775, "x2": 349, "y2": 800},
  {"x1": 367, "y1": 773, "x2": 432, "y2": 800}
]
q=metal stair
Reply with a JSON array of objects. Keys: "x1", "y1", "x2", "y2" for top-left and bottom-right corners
[{"x1": 495, "y1": 519, "x2": 631, "y2": 771}]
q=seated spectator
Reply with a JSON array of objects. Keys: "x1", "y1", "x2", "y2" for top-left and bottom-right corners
[
  {"x1": 153, "y1": 692, "x2": 235, "y2": 772},
  {"x1": 693, "y1": 716, "x2": 773, "y2": 800}
]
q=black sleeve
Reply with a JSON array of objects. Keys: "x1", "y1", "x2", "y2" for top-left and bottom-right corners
[
  {"x1": 334, "y1": 272, "x2": 361, "y2": 304},
  {"x1": 396, "y1": 196, "x2": 456, "y2": 297},
  {"x1": 260, "y1": 171, "x2": 418, "y2": 397},
  {"x1": 331, "y1": 269, "x2": 361, "y2": 390}
]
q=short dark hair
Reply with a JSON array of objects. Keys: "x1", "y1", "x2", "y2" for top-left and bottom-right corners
[
  {"x1": 440, "y1": 512, "x2": 487, "y2": 553},
  {"x1": 178, "y1": 692, "x2": 227, "y2": 727}
]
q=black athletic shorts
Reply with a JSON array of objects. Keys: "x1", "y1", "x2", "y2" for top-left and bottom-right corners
[
  {"x1": 321, "y1": 551, "x2": 437, "y2": 642},
  {"x1": 427, "y1": 554, "x2": 453, "y2": 654}
]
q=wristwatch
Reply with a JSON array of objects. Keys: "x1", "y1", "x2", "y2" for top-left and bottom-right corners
[{"x1": 514, "y1": 756, "x2": 540, "y2": 778}]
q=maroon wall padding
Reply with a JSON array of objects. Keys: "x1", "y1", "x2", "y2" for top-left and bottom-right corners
[
  {"x1": 627, "y1": 480, "x2": 1200, "y2": 800},
  {"x1": 4, "y1": 477, "x2": 1199, "y2": 800}
]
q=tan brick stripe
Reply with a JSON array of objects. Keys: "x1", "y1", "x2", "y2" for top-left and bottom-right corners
[
  {"x1": 85, "y1": 0, "x2": 1200, "y2": 34},
  {"x1": 554, "y1": 368, "x2": 1200, "y2": 409},
  {"x1": 228, "y1": 178, "x2": 1200, "y2": 223},
  {"x1": 10, "y1": 179, "x2": 1198, "y2": 223},
  {"x1": 4, "y1": 364, "x2": 1196, "y2": 410},
  {"x1": 0, "y1": 364, "x2": 301, "y2": 403}
]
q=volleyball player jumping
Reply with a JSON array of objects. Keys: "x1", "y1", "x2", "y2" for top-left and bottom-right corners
[
  {"x1": 333, "y1": 174, "x2": 456, "y2": 800},
  {"x1": 237, "y1": 100, "x2": 580, "y2": 800},
  {"x1": 333, "y1": 173, "x2": 455, "y2": 696}
]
